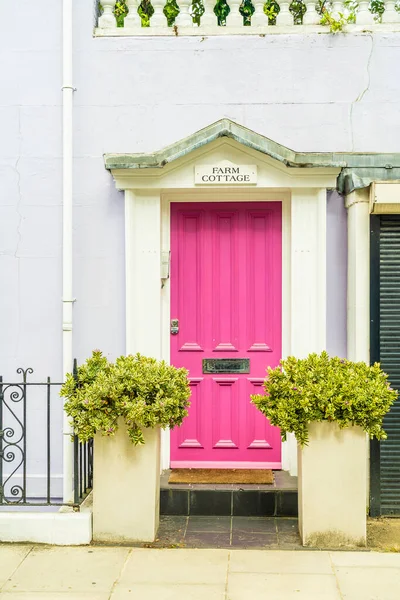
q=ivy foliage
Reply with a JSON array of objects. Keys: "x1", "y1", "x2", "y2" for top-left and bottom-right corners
[
  {"x1": 60, "y1": 351, "x2": 191, "y2": 445},
  {"x1": 104, "y1": 0, "x2": 398, "y2": 28},
  {"x1": 251, "y1": 352, "x2": 398, "y2": 446}
]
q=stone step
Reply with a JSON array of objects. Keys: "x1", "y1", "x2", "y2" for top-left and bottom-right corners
[{"x1": 160, "y1": 470, "x2": 298, "y2": 517}]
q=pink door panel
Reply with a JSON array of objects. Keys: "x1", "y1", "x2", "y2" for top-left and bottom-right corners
[{"x1": 170, "y1": 202, "x2": 282, "y2": 468}]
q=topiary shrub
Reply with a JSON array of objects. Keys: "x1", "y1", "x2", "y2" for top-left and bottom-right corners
[
  {"x1": 251, "y1": 351, "x2": 397, "y2": 446},
  {"x1": 60, "y1": 350, "x2": 191, "y2": 445}
]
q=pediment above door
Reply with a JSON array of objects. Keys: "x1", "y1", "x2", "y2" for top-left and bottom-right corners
[
  {"x1": 104, "y1": 119, "x2": 400, "y2": 194},
  {"x1": 104, "y1": 119, "x2": 341, "y2": 191}
]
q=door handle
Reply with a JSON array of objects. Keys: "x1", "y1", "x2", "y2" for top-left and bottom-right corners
[{"x1": 170, "y1": 319, "x2": 179, "y2": 335}]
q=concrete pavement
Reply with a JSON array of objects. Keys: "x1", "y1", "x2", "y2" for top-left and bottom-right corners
[{"x1": 0, "y1": 545, "x2": 399, "y2": 599}]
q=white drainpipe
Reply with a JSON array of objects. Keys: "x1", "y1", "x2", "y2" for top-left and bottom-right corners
[{"x1": 62, "y1": 0, "x2": 74, "y2": 504}]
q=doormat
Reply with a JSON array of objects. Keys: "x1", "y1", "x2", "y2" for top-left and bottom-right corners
[{"x1": 168, "y1": 468, "x2": 274, "y2": 485}]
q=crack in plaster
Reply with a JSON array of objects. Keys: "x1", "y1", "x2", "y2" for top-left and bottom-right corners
[{"x1": 350, "y1": 34, "x2": 374, "y2": 152}]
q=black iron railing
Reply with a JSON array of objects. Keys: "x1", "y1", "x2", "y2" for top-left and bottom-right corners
[
  {"x1": 73, "y1": 434, "x2": 93, "y2": 506},
  {"x1": 0, "y1": 366, "x2": 93, "y2": 509}
]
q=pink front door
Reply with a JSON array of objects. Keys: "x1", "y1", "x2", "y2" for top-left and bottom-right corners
[{"x1": 170, "y1": 202, "x2": 282, "y2": 468}]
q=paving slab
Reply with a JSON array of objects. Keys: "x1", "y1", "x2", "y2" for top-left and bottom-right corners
[
  {"x1": 229, "y1": 549, "x2": 333, "y2": 574},
  {"x1": 2, "y1": 546, "x2": 129, "y2": 593},
  {"x1": 184, "y1": 532, "x2": 231, "y2": 548},
  {"x1": 227, "y1": 572, "x2": 341, "y2": 600},
  {"x1": 0, "y1": 594, "x2": 108, "y2": 600},
  {"x1": 151, "y1": 516, "x2": 302, "y2": 548},
  {"x1": 231, "y1": 532, "x2": 278, "y2": 548},
  {"x1": 111, "y1": 583, "x2": 226, "y2": 599},
  {"x1": 118, "y1": 549, "x2": 229, "y2": 585},
  {"x1": 186, "y1": 516, "x2": 231, "y2": 533},
  {"x1": 335, "y1": 566, "x2": 400, "y2": 600},
  {"x1": 1, "y1": 544, "x2": 400, "y2": 600},
  {"x1": 330, "y1": 550, "x2": 400, "y2": 568},
  {"x1": 0, "y1": 546, "x2": 32, "y2": 588}
]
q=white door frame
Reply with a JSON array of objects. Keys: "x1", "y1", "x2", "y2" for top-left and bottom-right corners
[
  {"x1": 160, "y1": 190, "x2": 291, "y2": 472},
  {"x1": 110, "y1": 137, "x2": 339, "y2": 476}
]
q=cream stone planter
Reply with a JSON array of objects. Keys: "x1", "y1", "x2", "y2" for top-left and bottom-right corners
[
  {"x1": 298, "y1": 421, "x2": 367, "y2": 547},
  {"x1": 93, "y1": 422, "x2": 160, "y2": 543}
]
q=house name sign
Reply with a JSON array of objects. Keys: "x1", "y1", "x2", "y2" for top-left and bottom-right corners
[{"x1": 195, "y1": 163, "x2": 257, "y2": 185}]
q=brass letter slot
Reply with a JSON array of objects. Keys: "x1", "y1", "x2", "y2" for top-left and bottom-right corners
[{"x1": 202, "y1": 358, "x2": 250, "y2": 374}]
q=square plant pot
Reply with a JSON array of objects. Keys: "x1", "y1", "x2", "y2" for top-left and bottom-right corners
[
  {"x1": 298, "y1": 421, "x2": 367, "y2": 547},
  {"x1": 93, "y1": 422, "x2": 160, "y2": 543}
]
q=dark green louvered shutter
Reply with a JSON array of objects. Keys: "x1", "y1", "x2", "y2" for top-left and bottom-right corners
[{"x1": 378, "y1": 215, "x2": 400, "y2": 515}]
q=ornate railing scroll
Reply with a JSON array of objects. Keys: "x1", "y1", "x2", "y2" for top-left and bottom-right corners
[{"x1": 0, "y1": 367, "x2": 93, "y2": 507}]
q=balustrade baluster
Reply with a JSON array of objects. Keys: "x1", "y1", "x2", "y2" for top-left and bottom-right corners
[
  {"x1": 226, "y1": 0, "x2": 244, "y2": 26},
  {"x1": 151, "y1": 0, "x2": 168, "y2": 26},
  {"x1": 200, "y1": 0, "x2": 218, "y2": 26},
  {"x1": 276, "y1": 2, "x2": 294, "y2": 25},
  {"x1": 176, "y1": 0, "x2": 193, "y2": 26},
  {"x1": 382, "y1": 0, "x2": 400, "y2": 23},
  {"x1": 252, "y1": 0, "x2": 268, "y2": 26},
  {"x1": 356, "y1": 1, "x2": 374, "y2": 24},
  {"x1": 98, "y1": 1, "x2": 117, "y2": 28},
  {"x1": 303, "y1": 1, "x2": 319, "y2": 25},
  {"x1": 125, "y1": 0, "x2": 141, "y2": 26},
  {"x1": 331, "y1": 0, "x2": 344, "y2": 20}
]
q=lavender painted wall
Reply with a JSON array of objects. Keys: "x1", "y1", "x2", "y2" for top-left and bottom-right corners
[
  {"x1": 1, "y1": 0, "x2": 400, "y2": 483},
  {"x1": 4, "y1": 2, "x2": 400, "y2": 379},
  {"x1": 327, "y1": 191, "x2": 348, "y2": 359}
]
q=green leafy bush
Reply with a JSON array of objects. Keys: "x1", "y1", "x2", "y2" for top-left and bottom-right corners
[
  {"x1": 251, "y1": 352, "x2": 397, "y2": 446},
  {"x1": 60, "y1": 351, "x2": 191, "y2": 445}
]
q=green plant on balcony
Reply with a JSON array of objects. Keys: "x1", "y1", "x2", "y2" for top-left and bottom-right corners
[
  {"x1": 61, "y1": 350, "x2": 191, "y2": 445},
  {"x1": 251, "y1": 351, "x2": 397, "y2": 446}
]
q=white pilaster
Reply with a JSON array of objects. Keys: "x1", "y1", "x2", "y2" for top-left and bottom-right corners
[
  {"x1": 283, "y1": 188, "x2": 327, "y2": 476},
  {"x1": 346, "y1": 188, "x2": 370, "y2": 363},
  {"x1": 291, "y1": 188, "x2": 327, "y2": 356},
  {"x1": 125, "y1": 190, "x2": 162, "y2": 358}
]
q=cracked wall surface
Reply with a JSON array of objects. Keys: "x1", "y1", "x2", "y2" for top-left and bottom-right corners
[{"x1": 2, "y1": 0, "x2": 400, "y2": 382}]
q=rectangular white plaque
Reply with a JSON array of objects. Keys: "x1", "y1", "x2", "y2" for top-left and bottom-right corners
[{"x1": 195, "y1": 164, "x2": 257, "y2": 185}]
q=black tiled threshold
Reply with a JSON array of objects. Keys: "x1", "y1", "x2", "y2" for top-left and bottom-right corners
[
  {"x1": 150, "y1": 516, "x2": 301, "y2": 549},
  {"x1": 160, "y1": 470, "x2": 298, "y2": 517}
]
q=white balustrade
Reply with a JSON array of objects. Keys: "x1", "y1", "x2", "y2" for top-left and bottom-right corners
[
  {"x1": 356, "y1": 0, "x2": 374, "y2": 24},
  {"x1": 151, "y1": 0, "x2": 168, "y2": 26},
  {"x1": 303, "y1": 1, "x2": 319, "y2": 25},
  {"x1": 252, "y1": 0, "x2": 268, "y2": 26},
  {"x1": 276, "y1": 2, "x2": 294, "y2": 26},
  {"x1": 382, "y1": 0, "x2": 400, "y2": 23},
  {"x1": 125, "y1": 0, "x2": 141, "y2": 27},
  {"x1": 175, "y1": 0, "x2": 193, "y2": 26},
  {"x1": 98, "y1": 0, "x2": 116, "y2": 28},
  {"x1": 200, "y1": 0, "x2": 218, "y2": 26},
  {"x1": 95, "y1": 0, "x2": 400, "y2": 33},
  {"x1": 226, "y1": 0, "x2": 244, "y2": 26}
]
